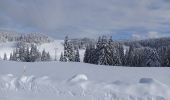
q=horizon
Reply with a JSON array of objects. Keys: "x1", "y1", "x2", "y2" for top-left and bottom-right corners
[{"x1": 1, "y1": 30, "x2": 170, "y2": 41}]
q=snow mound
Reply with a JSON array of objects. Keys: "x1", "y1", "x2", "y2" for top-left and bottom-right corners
[
  {"x1": 0, "y1": 74, "x2": 52, "y2": 91},
  {"x1": 20, "y1": 75, "x2": 35, "y2": 83},
  {"x1": 112, "y1": 80, "x2": 129, "y2": 86},
  {"x1": 139, "y1": 78, "x2": 166, "y2": 86},
  {"x1": 68, "y1": 74, "x2": 88, "y2": 83},
  {"x1": 139, "y1": 78, "x2": 155, "y2": 84},
  {"x1": 0, "y1": 74, "x2": 170, "y2": 100}
]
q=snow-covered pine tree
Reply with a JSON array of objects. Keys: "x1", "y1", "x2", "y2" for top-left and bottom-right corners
[
  {"x1": 19, "y1": 45, "x2": 26, "y2": 61},
  {"x1": 59, "y1": 52, "x2": 64, "y2": 62},
  {"x1": 46, "y1": 52, "x2": 51, "y2": 61},
  {"x1": 95, "y1": 36, "x2": 104, "y2": 64},
  {"x1": 96, "y1": 36, "x2": 102, "y2": 49},
  {"x1": 85, "y1": 44, "x2": 97, "y2": 64},
  {"x1": 84, "y1": 36, "x2": 122, "y2": 66},
  {"x1": 98, "y1": 36, "x2": 122, "y2": 66},
  {"x1": 3, "y1": 53, "x2": 7, "y2": 60},
  {"x1": 67, "y1": 43, "x2": 75, "y2": 61},
  {"x1": 163, "y1": 46, "x2": 170, "y2": 67},
  {"x1": 144, "y1": 48, "x2": 160, "y2": 67},
  {"x1": 83, "y1": 45, "x2": 90, "y2": 63},
  {"x1": 9, "y1": 53, "x2": 13, "y2": 60},
  {"x1": 64, "y1": 36, "x2": 69, "y2": 61},
  {"x1": 41, "y1": 49, "x2": 47, "y2": 61},
  {"x1": 74, "y1": 48, "x2": 80, "y2": 62},
  {"x1": 98, "y1": 36, "x2": 112, "y2": 65},
  {"x1": 41, "y1": 49, "x2": 50, "y2": 61},
  {"x1": 108, "y1": 36, "x2": 113, "y2": 45},
  {"x1": 30, "y1": 44, "x2": 41, "y2": 62},
  {"x1": 25, "y1": 46, "x2": 31, "y2": 62},
  {"x1": 157, "y1": 46, "x2": 169, "y2": 66},
  {"x1": 14, "y1": 48, "x2": 20, "y2": 61},
  {"x1": 117, "y1": 43, "x2": 124, "y2": 65},
  {"x1": 63, "y1": 36, "x2": 75, "y2": 62},
  {"x1": 140, "y1": 47, "x2": 160, "y2": 67},
  {"x1": 126, "y1": 45, "x2": 135, "y2": 66},
  {"x1": 131, "y1": 47, "x2": 160, "y2": 67}
]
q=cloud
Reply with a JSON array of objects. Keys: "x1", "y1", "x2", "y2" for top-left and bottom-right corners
[
  {"x1": 0, "y1": 0, "x2": 170, "y2": 39},
  {"x1": 132, "y1": 31, "x2": 170, "y2": 40}
]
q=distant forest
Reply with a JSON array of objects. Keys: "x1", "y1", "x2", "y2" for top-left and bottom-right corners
[{"x1": 1, "y1": 32, "x2": 170, "y2": 67}]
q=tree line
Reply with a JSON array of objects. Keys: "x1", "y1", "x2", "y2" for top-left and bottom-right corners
[
  {"x1": 0, "y1": 32, "x2": 52, "y2": 44},
  {"x1": 2, "y1": 35, "x2": 170, "y2": 67},
  {"x1": 83, "y1": 36, "x2": 170, "y2": 67},
  {"x1": 3, "y1": 44, "x2": 51, "y2": 62}
]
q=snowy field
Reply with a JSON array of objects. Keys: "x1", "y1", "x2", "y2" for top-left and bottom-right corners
[{"x1": 0, "y1": 61, "x2": 170, "y2": 100}]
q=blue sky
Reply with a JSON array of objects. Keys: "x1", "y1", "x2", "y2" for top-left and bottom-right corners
[{"x1": 0, "y1": 0, "x2": 170, "y2": 39}]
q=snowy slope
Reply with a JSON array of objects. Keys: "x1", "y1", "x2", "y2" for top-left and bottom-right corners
[
  {"x1": 0, "y1": 42, "x2": 16, "y2": 59},
  {"x1": 0, "y1": 61, "x2": 170, "y2": 100},
  {"x1": 37, "y1": 40, "x2": 64, "y2": 60},
  {"x1": 37, "y1": 40, "x2": 85, "y2": 61}
]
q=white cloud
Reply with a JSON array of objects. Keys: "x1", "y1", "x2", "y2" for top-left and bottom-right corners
[
  {"x1": 147, "y1": 32, "x2": 161, "y2": 38},
  {"x1": 132, "y1": 31, "x2": 169, "y2": 40},
  {"x1": 131, "y1": 33, "x2": 142, "y2": 40}
]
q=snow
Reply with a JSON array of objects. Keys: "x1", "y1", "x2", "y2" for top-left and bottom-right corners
[
  {"x1": 0, "y1": 42, "x2": 16, "y2": 59},
  {"x1": 0, "y1": 61, "x2": 170, "y2": 100},
  {"x1": 68, "y1": 74, "x2": 88, "y2": 82},
  {"x1": 37, "y1": 40, "x2": 85, "y2": 61},
  {"x1": 37, "y1": 40, "x2": 64, "y2": 60}
]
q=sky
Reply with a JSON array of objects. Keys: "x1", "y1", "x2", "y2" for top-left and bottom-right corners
[{"x1": 0, "y1": 0, "x2": 170, "y2": 39}]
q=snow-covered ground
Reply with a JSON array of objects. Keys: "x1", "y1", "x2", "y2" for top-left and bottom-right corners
[{"x1": 0, "y1": 61, "x2": 169, "y2": 100}]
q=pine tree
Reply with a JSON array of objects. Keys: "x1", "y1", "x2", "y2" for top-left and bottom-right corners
[
  {"x1": 12, "y1": 48, "x2": 20, "y2": 61},
  {"x1": 19, "y1": 46, "x2": 25, "y2": 61},
  {"x1": 95, "y1": 36, "x2": 104, "y2": 64},
  {"x1": 75, "y1": 49, "x2": 80, "y2": 62},
  {"x1": 9, "y1": 53, "x2": 13, "y2": 60},
  {"x1": 157, "y1": 46, "x2": 169, "y2": 66},
  {"x1": 41, "y1": 49, "x2": 46, "y2": 61},
  {"x1": 59, "y1": 52, "x2": 64, "y2": 62},
  {"x1": 41, "y1": 49, "x2": 50, "y2": 61},
  {"x1": 163, "y1": 46, "x2": 170, "y2": 66},
  {"x1": 64, "y1": 36, "x2": 69, "y2": 61},
  {"x1": 46, "y1": 52, "x2": 51, "y2": 61},
  {"x1": 83, "y1": 45, "x2": 90, "y2": 63},
  {"x1": 126, "y1": 45, "x2": 135, "y2": 66},
  {"x1": 130, "y1": 47, "x2": 161, "y2": 67},
  {"x1": 98, "y1": 42, "x2": 113, "y2": 65},
  {"x1": 25, "y1": 46, "x2": 31, "y2": 62},
  {"x1": 108, "y1": 36, "x2": 113, "y2": 45},
  {"x1": 83, "y1": 44, "x2": 97, "y2": 64},
  {"x1": 16, "y1": 48, "x2": 20, "y2": 61},
  {"x1": 3, "y1": 53, "x2": 7, "y2": 60},
  {"x1": 67, "y1": 43, "x2": 75, "y2": 61},
  {"x1": 30, "y1": 44, "x2": 41, "y2": 62},
  {"x1": 97, "y1": 36, "x2": 122, "y2": 66}
]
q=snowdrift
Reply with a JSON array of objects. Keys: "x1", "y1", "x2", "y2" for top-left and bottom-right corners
[
  {"x1": 0, "y1": 61, "x2": 170, "y2": 100},
  {"x1": 0, "y1": 74, "x2": 170, "y2": 100}
]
